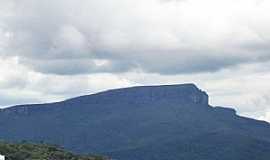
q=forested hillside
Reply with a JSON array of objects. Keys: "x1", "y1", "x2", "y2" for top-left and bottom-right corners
[{"x1": 0, "y1": 141, "x2": 107, "y2": 160}]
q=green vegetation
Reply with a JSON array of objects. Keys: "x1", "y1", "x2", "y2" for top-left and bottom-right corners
[{"x1": 0, "y1": 141, "x2": 107, "y2": 160}]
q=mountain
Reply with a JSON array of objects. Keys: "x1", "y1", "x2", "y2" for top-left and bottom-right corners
[
  {"x1": 0, "y1": 141, "x2": 107, "y2": 160},
  {"x1": 0, "y1": 83, "x2": 270, "y2": 160}
]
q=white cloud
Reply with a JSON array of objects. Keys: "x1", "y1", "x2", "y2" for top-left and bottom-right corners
[{"x1": 1, "y1": 0, "x2": 270, "y2": 74}]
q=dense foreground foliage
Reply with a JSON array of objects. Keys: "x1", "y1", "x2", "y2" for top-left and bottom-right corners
[{"x1": 0, "y1": 141, "x2": 107, "y2": 160}]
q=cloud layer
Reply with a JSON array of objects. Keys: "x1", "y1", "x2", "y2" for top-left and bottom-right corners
[{"x1": 2, "y1": 0, "x2": 270, "y2": 75}]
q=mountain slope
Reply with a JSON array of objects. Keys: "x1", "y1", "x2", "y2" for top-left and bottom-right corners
[{"x1": 0, "y1": 84, "x2": 270, "y2": 160}]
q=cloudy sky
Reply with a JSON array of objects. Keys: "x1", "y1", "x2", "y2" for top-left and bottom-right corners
[{"x1": 0, "y1": 0, "x2": 270, "y2": 121}]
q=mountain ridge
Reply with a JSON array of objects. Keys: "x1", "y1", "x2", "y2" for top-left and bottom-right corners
[
  {"x1": 1, "y1": 83, "x2": 210, "y2": 115},
  {"x1": 1, "y1": 83, "x2": 268, "y2": 124},
  {"x1": 0, "y1": 83, "x2": 270, "y2": 160}
]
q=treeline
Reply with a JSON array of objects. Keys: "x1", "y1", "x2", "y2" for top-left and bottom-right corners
[{"x1": 0, "y1": 141, "x2": 108, "y2": 160}]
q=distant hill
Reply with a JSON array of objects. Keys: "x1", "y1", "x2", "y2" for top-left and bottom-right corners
[
  {"x1": 0, "y1": 141, "x2": 107, "y2": 160},
  {"x1": 0, "y1": 84, "x2": 270, "y2": 160}
]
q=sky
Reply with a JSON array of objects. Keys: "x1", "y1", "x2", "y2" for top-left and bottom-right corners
[{"x1": 0, "y1": 0, "x2": 270, "y2": 121}]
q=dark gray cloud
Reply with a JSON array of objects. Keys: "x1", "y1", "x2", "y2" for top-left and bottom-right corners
[{"x1": 19, "y1": 57, "x2": 137, "y2": 75}]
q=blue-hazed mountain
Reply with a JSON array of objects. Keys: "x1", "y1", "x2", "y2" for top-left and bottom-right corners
[{"x1": 0, "y1": 83, "x2": 270, "y2": 160}]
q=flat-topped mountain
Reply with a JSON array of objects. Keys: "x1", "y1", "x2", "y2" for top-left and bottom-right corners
[{"x1": 0, "y1": 84, "x2": 270, "y2": 160}]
